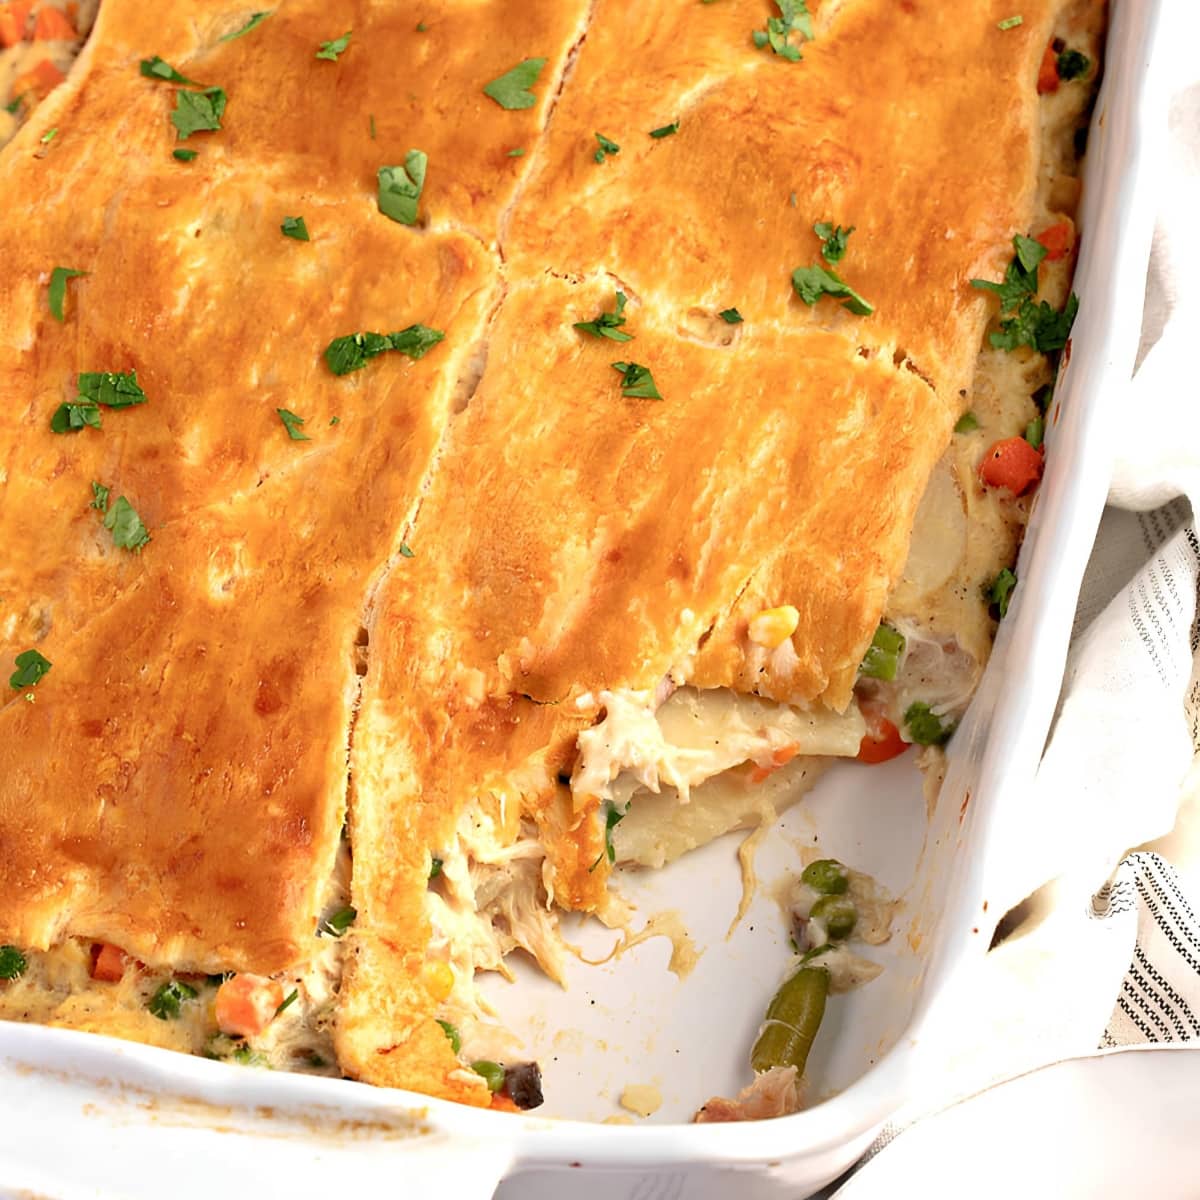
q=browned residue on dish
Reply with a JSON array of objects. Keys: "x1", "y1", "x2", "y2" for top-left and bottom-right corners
[{"x1": 581, "y1": 909, "x2": 700, "y2": 980}]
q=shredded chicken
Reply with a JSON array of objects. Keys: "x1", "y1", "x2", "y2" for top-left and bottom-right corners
[{"x1": 694, "y1": 1066, "x2": 802, "y2": 1123}]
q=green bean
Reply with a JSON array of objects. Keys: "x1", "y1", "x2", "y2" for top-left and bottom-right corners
[
  {"x1": 471, "y1": 1060, "x2": 505, "y2": 1092},
  {"x1": 750, "y1": 967, "x2": 829, "y2": 1075},
  {"x1": 800, "y1": 858, "x2": 849, "y2": 895},
  {"x1": 811, "y1": 895, "x2": 857, "y2": 940},
  {"x1": 859, "y1": 623, "x2": 906, "y2": 681}
]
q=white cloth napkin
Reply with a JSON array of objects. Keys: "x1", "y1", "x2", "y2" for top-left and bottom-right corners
[{"x1": 840, "y1": 7, "x2": 1200, "y2": 1178}]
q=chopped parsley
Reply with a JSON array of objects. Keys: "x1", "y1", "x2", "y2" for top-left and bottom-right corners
[
  {"x1": 904, "y1": 702, "x2": 954, "y2": 747},
  {"x1": 377, "y1": 152, "x2": 427, "y2": 225},
  {"x1": 718, "y1": 307, "x2": 743, "y2": 324},
  {"x1": 483, "y1": 58, "x2": 546, "y2": 110},
  {"x1": 996, "y1": 15, "x2": 1023, "y2": 30},
  {"x1": 589, "y1": 800, "x2": 627, "y2": 871},
  {"x1": 1057, "y1": 49, "x2": 1090, "y2": 80},
  {"x1": 593, "y1": 132, "x2": 620, "y2": 163},
  {"x1": 436, "y1": 1019, "x2": 461, "y2": 1053},
  {"x1": 0, "y1": 946, "x2": 28, "y2": 979},
  {"x1": 50, "y1": 402, "x2": 100, "y2": 433},
  {"x1": 611, "y1": 361, "x2": 661, "y2": 399},
  {"x1": 90, "y1": 481, "x2": 110, "y2": 511},
  {"x1": 276, "y1": 989, "x2": 299, "y2": 1015},
  {"x1": 574, "y1": 291, "x2": 632, "y2": 342},
  {"x1": 648, "y1": 121, "x2": 679, "y2": 138},
  {"x1": 986, "y1": 567, "x2": 1018, "y2": 619},
  {"x1": 47, "y1": 266, "x2": 86, "y2": 322},
  {"x1": 139, "y1": 56, "x2": 197, "y2": 84},
  {"x1": 1025, "y1": 415, "x2": 1045, "y2": 449},
  {"x1": 219, "y1": 10, "x2": 272, "y2": 41},
  {"x1": 954, "y1": 411, "x2": 980, "y2": 433},
  {"x1": 507, "y1": 147, "x2": 525, "y2": 157},
  {"x1": 171, "y1": 87, "x2": 227, "y2": 139},
  {"x1": 276, "y1": 408, "x2": 310, "y2": 440},
  {"x1": 791, "y1": 263, "x2": 873, "y2": 316},
  {"x1": 753, "y1": 0, "x2": 812, "y2": 62},
  {"x1": 399, "y1": 542, "x2": 415, "y2": 558},
  {"x1": 316, "y1": 31, "x2": 352, "y2": 61},
  {"x1": 324, "y1": 325, "x2": 445, "y2": 375},
  {"x1": 51, "y1": 370, "x2": 147, "y2": 433},
  {"x1": 9, "y1": 650, "x2": 51, "y2": 690},
  {"x1": 102, "y1": 496, "x2": 152, "y2": 552},
  {"x1": 319, "y1": 905, "x2": 356, "y2": 937},
  {"x1": 971, "y1": 235, "x2": 1079, "y2": 352},
  {"x1": 40, "y1": 127, "x2": 57, "y2": 145},
  {"x1": 173, "y1": 148, "x2": 198, "y2": 162},
  {"x1": 4, "y1": 95, "x2": 23, "y2": 115},
  {"x1": 429, "y1": 856, "x2": 443, "y2": 879},
  {"x1": 813, "y1": 220, "x2": 854, "y2": 264},
  {"x1": 280, "y1": 215, "x2": 309, "y2": 241},
  {"x1": 148, "y1": 979, "x2": 198, "y2": 1020}
]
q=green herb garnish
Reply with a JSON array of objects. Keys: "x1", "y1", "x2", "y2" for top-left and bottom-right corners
[
  {"x1": 378, "y1": 152, "x2": 427, "y2": 225},
  {"x1": 429, "y1": 856, "x2": 443, "y2": 879},
  {"x1": 9, "y1": 650, "x2": 51, "y2": 690},
  {"x1": 220, "y1": 11, "x2": 272, "y2": 41},
  {"x1": 319, "y1": 905, "x2": 357, "y2": 937},
  {"x1": 986, "y1": 568, "x2": 1018, "y2": 619},
  {"x1": 171, "y1": 87, "x2": 227, "y2": 139},
  {"x1": 574, "y1": 291, "x2": 632, "y2": 342},
  {"x1": 399, "y1": 542, "x2": 415, "y2": 558},
  {"x1": 280, "y1": 215, "x2": 309, "y2": 241},
  {"x1": 813, "y1": 221, "x2": 854, "y2": 264},
  {"x1": 40, "y1": 127, "x2": 57, "y2": 145},
  {"x1": 903, "y1": 702, "x2": 954, "y2": 747},
  {"x1": 276, "y1": 409, "x2": 310, "y2": 440},
  {"x1": 316, "y1": 31, "x2": 352, "y2": 61},
  {"x1": 140, "y1": 56, "x2": 197, "y2": 84},
  {"x1": 47, "y1": 267, "x2": 86, "y2": 322},
  {"x1": 649, "y1": 121, "x2": 679, "y2": 138},
  {"x1": 483, "y1": 57, "x2": 546, "y2": 110},
  {"x1": 971, "y1": 236, "x2": 1079, "y2": 352},
  {"x1": 996, "y1": 15, "x2": 1023, "y2": 30},
  {"x1": 173, "y1": 148, "x2": 198, "y2": 161},
  {"x1": 791, "y1": 263, "x2": 873, "y2": 315},
  {"x1": 718, "y1": 307, "x2": 743, "y2": 324},
  {"x1": 752, "y1": 0, "x2": 812, "y2": 62},
  {"x1": 324, "y1": 325, "x2": 445, "y2": 375},
  {"x1": 589, "y1": 800, "x2": 627, "y2": 871},
  {"x1": 276, "y1": 989, "x2": 300, "y2": 1015},
  {"x1": 507, "y1": 147, "x2": 525, "y2": 157},
  {"x1": 436, "y1": 1019, "x2": 461, "y2": 1053},
  {"x1": 90, "y1": 481, "x2": 110, "y2": 512},
  {"x1": 148, "y1": 979, "x2": 198, "y2": 1020},
  {"x1": 0, "y1": 946, "x2": 28, "y2": 979},
  {"x1": 51, "y1": 371, "x2": 147, "y2": 433},
  {"x1": 611, "y1": 361, "x2": 661, "y2": 399},
  {"x1": 102, "y1": 496, "x2": 151, "y2": 552},
  {"x1": 593, "y1": 132, "x2": 619, "y2": 163},
  {"x1": 50, "y1": 402, "x2": 100, "y2": 433}
]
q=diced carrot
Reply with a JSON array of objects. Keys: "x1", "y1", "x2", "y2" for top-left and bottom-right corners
[
  {"x1": 33, "y1": 5, "x2": 74, "y2": 39},
  {"x1": 0, "y1": 1, "x2": 32, "y2": 47},
  {"x1": 90, "y1": 942, "x2": 128, "y2": 982},
  {"x1": 489, "y1": 1092, "x2": 521, "y2": 1113},
  {"x1": 215, "y1": 973, "x2": 285, "y2": 1038},
  {"x1": 1036, "y1": 220, "x2": 1075, "y2": 262},
  {"x1": 1037, "y1": 43, "x2": 1060, "y2": 94},
  {"x1": 979, "y1": 436, "x2": 1044, "y2": 496},
  {"x1": 750, "y1": 743, "x2": 800, "y2": 784},
  {"x1": 856, "y1": 718, "x2": 908, "y2": 765},
  {"x1": 11, "y1": 57, "x2": 65, "y2": 102}
]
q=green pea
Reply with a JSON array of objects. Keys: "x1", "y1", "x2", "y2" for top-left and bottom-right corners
[
  {"x1": 750, "y1": 967, "x2": 829, "y2": 1075},
  {"x1": 800, "y1": 859, "x2": 849, "y2": 896},
  {"x1": 471, "y1": 1060, "x2": 505, "y2": 1092},
  {"x1": 811, "y1": 894, "x2": 857, "y2": 940}
]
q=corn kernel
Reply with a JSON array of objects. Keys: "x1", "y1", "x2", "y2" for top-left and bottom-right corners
[
  {"x1": 748, "y1": 605, "x2": 799, "y2": 649},
  {"x1": 423, "y1": 960, "x2": 455, "y2": 1001}
]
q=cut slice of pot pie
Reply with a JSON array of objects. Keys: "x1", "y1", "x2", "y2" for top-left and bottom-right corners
[{"x1": 0, "y1": 0, "x2": 1103, "y2": 1111}]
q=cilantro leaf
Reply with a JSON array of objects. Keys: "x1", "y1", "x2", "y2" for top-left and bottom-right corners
[
  {"x1": 507, "y1": 147, "x2": 525, "y2": 157},
  {"x1": 173, "y1": 148, "x2": 198, "y2": 162},
  {"x1": 813, "y1": 221, "x2": 854, "y2": 264},
  {"x1": 990, "y1": 292, "x2": 1078, "y2": 353},
  {"x1": 48, "y1": 267, "x2": 86, "y2": 322},
  {"x1": 276, "y1": 989, "x2": 299, "y2": 1015},
  {"x1": 319, "y1": 905, "x2": 356, "y2": 937},
  {"x1": 986, "y1": 567, "x2": 1018, "y2": 619},
  {"x1": 574, "y1": 291, "x2": 632, "y2": 342},
  {"x1": 593, "y1": 132, "x2": 620, "y2": 163},
  {"x1": 997, "y1": 15, "x2": 1023, "y2": 30},
  {"x1": 429, "y1": 856, "x2": 443, "y2": 878},
  {"x1": 649, "y1": 121, "x2": 679, "y2": 139},
  {"x1": 753, "y1": 0, "x2": 812, "y2": 62},
  {"x1": 399, "y1": 543, "x2": 415, "y2": 558},
  {"x1": 1014, "y1": 233, "x2": 1048, "y2": 273},
  {"x1": 589, "y1": 800, "x2": 627, "y2": 871},
  {"x1": 280, "y1": 215, "x2": 309, "y2": 241},
  {"x1": 1057, "y1": 49, "x2": 1090, "y2": 80},
  {"x1": 324, "y1": 325, "x2": 445, "y2": 375},
  {"x1": 904, "y1": 702, "x2": 954, "y2": 747},
  {"x1": 78, "y1": 370, "x2": 147, "y2": 409},
  {"x1": 140, "y1": 56, "x2": 197, "y2": 84},
  {"x1": 970, "y1": 235, "x2": 1045, "y2": 314},
  {"x1": 436, "y1": 1019, "x2": 461, "y2": 1053},
  {"x1": 0, "y1": 946, "x2": 27, "y2": 979},
  {"x1": 483, "y1": 57, "x2": 546, "y2": 110},
  {"x1": 611, "y1": 361, "x2": 661, "y2": 400},
  {"x1": 718, "y1": 307, "x2": 743, "y2": 324},
  {"x1": 50, "y1": 402, "x2": 101, "y2": 433},
  {"x1": 102, "y1": 496, "x2": 151, "y2": 552},
  {"x1": 40, "y1": 127, "x2": 57, "y2": 145},
  {"x1": 277, "y1": 408, "x2": 310, "y2": 440},
  {"x1": 315, "y1": 31, "x2": 351, "y2": 61},
  {"x1": 90, "y1": 481, "x2": 110, "y2": 512},
  {"x1": 791, "y1": 263, "x2": 873, "y2": 315},
  {"x1": 377, "y1": 152, "x2": 427, "y2": 225},
  {"x1": 171, "y1": 87, "x2": 227, "y2": 139},
  {"x1": 9, "y1": 650, "x2": 51, "y2": 690},
  {"x1": 219, "y1": 11, "x2": 271, "y2": 41},
  {"x1": 148, "y1": 979, "x2": 198, "y2": 1020}
]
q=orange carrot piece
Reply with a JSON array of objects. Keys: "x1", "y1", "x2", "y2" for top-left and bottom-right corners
[
  {"x1": 215, "y1": 973, "x2": 285, "y2": 1038},
  {"x1": 856, "y1": 718, "x2": 908, "y2": 765},
  {"x1": 1037, "y1": 43, "x2": 1060, "y2": 94},
  {"x1": 32, "y1": 5, "x2": 74, "y2": 39},
  {"x1": 1036, "y1": 219, "x2": 1075, "y2": 262},
  {"x1": 0, "y1": 1, "x2": 32, "y2": 47},
  {"x1": 11, "y1": 57, "x2": 65, "y2": 102},
  {"x1": 90, "y1": 942, "x2": 128, "y2": 982},
  {"x1": 979, "y1": 436, "x2": 1044, "y2": 497}
]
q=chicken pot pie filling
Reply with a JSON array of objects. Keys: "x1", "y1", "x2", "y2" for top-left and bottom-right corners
[{"x1": 0, "y1": 0, "x2": 1103, "y2": 1115}]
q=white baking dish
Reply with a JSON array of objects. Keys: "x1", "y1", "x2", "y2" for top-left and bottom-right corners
[{"x1": 0, "y1": 2, "x2": 1165, "y2": 1196}]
